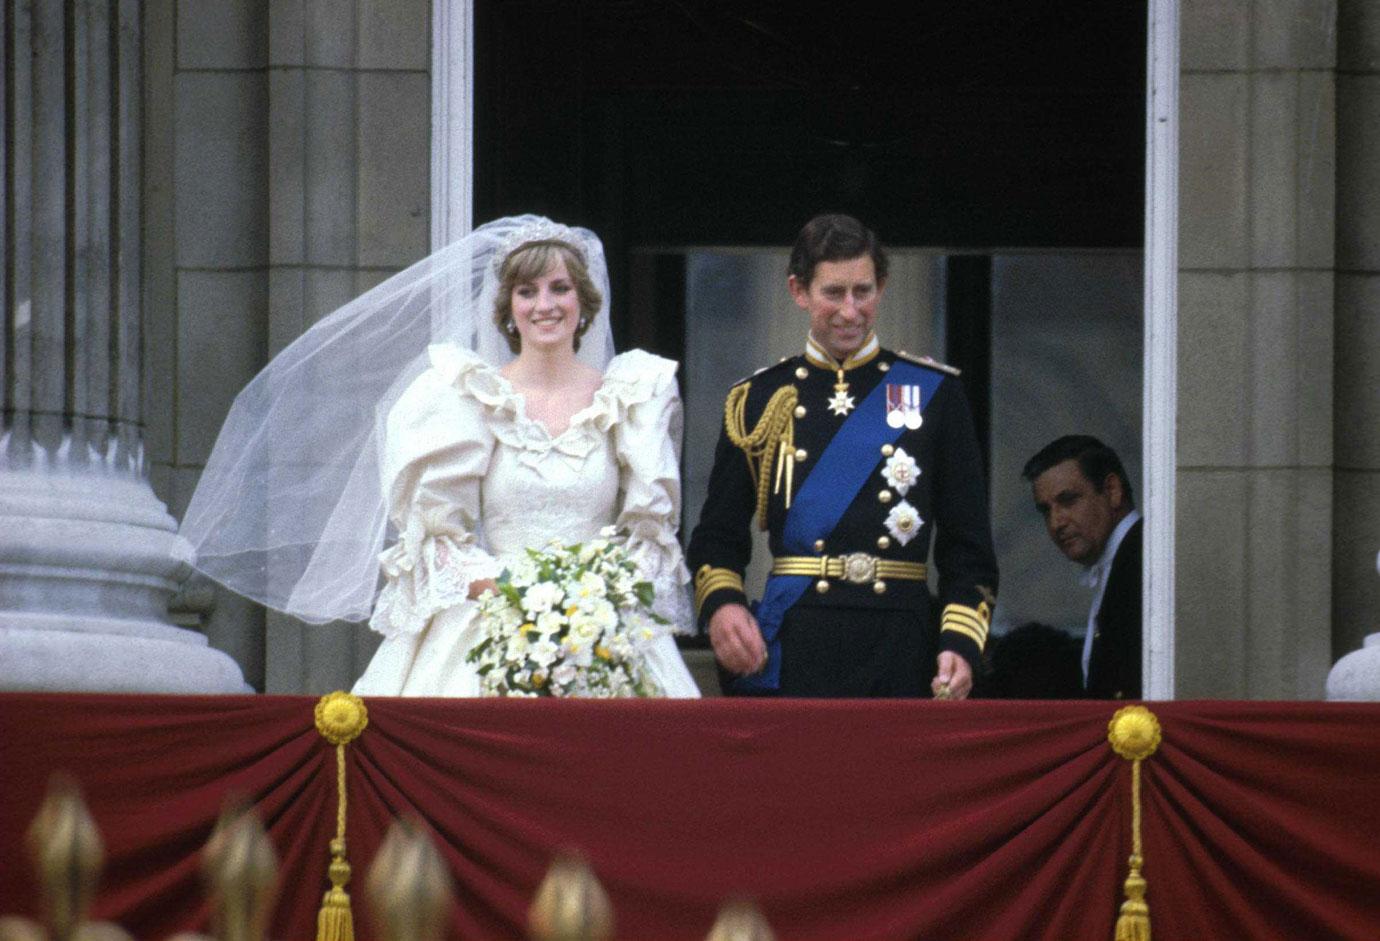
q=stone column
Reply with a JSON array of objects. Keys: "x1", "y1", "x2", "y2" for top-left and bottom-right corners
[
  {"x1": 1176, "y1": 0, "x2": 1336, "y2": 698},
  {"x1": 263, "y1": 0, "x2": 431, "y2": 693},
  {"x1": 1333, "y1": 0, "x2": 1380, "y2": 661},
  {"x1": 0, "y1": 0, "x2": 245, "y2": 691}
]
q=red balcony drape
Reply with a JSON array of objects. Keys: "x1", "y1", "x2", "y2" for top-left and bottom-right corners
[{"x1": 1, "y1": 694, "x2": 1377, "y2": 940}]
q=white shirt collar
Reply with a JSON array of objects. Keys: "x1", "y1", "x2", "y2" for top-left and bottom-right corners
[{"x1": 1080, "y1": 508, "x2": 1140, "y2": 683}]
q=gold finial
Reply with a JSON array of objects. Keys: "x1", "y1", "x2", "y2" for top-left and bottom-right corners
[
  {"x1": 1108, "y1": 705, "x2": 1162, "y2": 761},
  {"x1": 0, "y1": 917, "x2": 47, "y2": 941},
  {"x1": 28, "y1": 775, "x2": 102, "y2": 941},
  {"x1": 528, "y1": 853, "x2": 613, "y2": 941},
  {"x1": 315, "y1": 692, "x2": 368, "y2": 746},
  {"x1": 365, "y1": 818, "x2": 453, "y2": 941},
  {"x1": 7, "y1": 776, "x2": 135, "y2": 941},
  {"x1": 201, "y1": 804, "x2": 278, "y2": 941},
  {"x1": 704, "y1": 901, "x2": 774, "y2": 941}
]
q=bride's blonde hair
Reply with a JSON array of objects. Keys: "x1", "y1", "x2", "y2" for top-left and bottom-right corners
[{"x1": 494, "y1": 240, "x2": 603, "y2": 353}]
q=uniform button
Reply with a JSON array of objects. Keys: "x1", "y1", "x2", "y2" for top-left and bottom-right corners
[
  {"x1": 878, "y1": 361, "x2": 890, "y2": 372},
  {"x1": 881, "y1": 444, "x2": 895, "y2": 456},
  {"x1": 794, "y1": 448, "x2": 808, "y2": 462},
  {"x1": 794, "y1": 405, "x2": 807, "y2": 419},
  {"x1": 878, "y1": 490, "x2": 892, "y2": 504},
  {"x1": 877, "y1": 536, "x2": 891, "y2": 550},
  {"x1": 813, "y1": 539, "x2": 825, "y2": 552},
  {"x1": 873, "y1": 580, "x2": 887, "y2": 595},
  {"x1": 795, "y1": 366, "x2": 809, "y2": 380},
  {"x1": 815, "y1": 579, "x2": 830, "y2": 594}
]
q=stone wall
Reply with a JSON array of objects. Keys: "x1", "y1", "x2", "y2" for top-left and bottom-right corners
[{"x1": 144, "y1": 0, "x2": 431, "y2": 692}]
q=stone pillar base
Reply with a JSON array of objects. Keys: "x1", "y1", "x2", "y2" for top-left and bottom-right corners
[
  {"x1": 0, "y1": 466, "x2": 249, "y2": 693},
  {"x1": 0, "y1": 620, "x2": 249, "y2": 693}
]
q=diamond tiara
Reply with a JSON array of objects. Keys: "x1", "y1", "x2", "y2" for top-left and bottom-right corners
[{"x1": 491, "y1": 217, "x2": 587, "y2": 275}]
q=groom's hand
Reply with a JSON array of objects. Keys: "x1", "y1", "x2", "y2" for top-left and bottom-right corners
[
  {"x1": 932, "y1": 651, "x2": 973, "y2": 700},
  {"x1": 708, "y1": 603, "x2": 768, "y2": 675}
]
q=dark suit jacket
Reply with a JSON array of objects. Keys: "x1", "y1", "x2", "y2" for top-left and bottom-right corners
[{"x1": 1085, "y1": 517, "x2": 1142, "y2": 699}]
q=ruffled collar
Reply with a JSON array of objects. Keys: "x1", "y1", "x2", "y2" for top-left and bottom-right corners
[{"x1": 425, "y1": 344, "x2": 676, "y2": 460}]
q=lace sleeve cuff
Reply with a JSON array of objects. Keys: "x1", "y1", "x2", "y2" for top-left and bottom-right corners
[
  {"x1": 368, "y1": 509, "x2": 501, "y2": 638},
  {"x1": 625, "y1": 528, "x2": 695, "y2": 636}
]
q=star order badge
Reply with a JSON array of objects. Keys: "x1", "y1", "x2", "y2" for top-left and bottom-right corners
[{"x1": 827, "y1": 385, "x2": 856, "y2": 416}]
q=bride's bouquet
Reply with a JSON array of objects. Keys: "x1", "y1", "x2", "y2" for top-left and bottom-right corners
[{"x1": 467, "y1": 527, "x2": 666, "y2": 698}]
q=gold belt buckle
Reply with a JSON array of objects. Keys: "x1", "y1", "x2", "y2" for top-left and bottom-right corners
[{"x1": 838, "y1": 552, "x2": 878, "y2": 585}]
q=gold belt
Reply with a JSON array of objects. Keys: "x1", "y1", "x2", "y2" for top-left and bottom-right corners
[{"x1": 771, "y1": 553, "x2": 927, "y2": 585}]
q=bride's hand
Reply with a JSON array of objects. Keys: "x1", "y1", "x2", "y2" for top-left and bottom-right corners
[{"x1": 467, "y1": 578, "x2": 499, "y2": 600}]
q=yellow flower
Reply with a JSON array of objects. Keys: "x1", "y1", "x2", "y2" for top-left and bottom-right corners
[
  {"x1": 594, "y1": 645, "x2": 611, "y2": 661},
  {"x1": 565, "y1": 605, "x2": 579, "y2": 617},
  {"x1": 521, "y1": 622, "x2": 537, "y2": 636},
  {"x1": 532, "y1": 672, "x2": 547, "y2": 687}
]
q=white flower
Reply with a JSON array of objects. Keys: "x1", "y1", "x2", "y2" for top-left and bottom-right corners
[
  {"x1": 568, "y1": 613, "x2": 601, "y2": 646},
  {"x1": 881, "y1": 448, "x2": 921, "y2": 496},
  {"x1": 884, "y1": 500, "x2": 923, "y2": 546},
  {"x1": 509, "y1": 557, "x2": 539, "y2": 587},
  {"x1": 536, "y1": 610, "x2": 566, "y2": 634},
  {"x1": 523, "y1": 582, "x2": 564, "y2": 616},
  {"x1": 505, "y1": 633, "x2": 530, "y2": 661},
  {"x1": 589, "y1": 599, "x2": 618, "y2": 631},
  {"x1": 552, "y1": 662, "x2": 578, "y2": 687},
  {"x1": 529, "y1": 638, "x2": 559, "y2": 667},
  {"x1": 598, "y1": 525, "x2": 620, "y2": 538},
  {"x1": 574, "y1": 571, "x2": 607, "y2": 606}
]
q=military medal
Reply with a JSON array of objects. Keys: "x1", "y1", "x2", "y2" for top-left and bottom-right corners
[
  {"x1": 806, "y1": 333, "x2": 879, "y2": 419},
  {"x1": 827, "y1": 371, "x2": 856, "y2": 416},
  {"x1": 886, "y1": 384, "x2": 923, "y2": 430}
]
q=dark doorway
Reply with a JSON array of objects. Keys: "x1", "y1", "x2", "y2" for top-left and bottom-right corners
[{"x1": 474, "y1": 0, "x2": 1146, "y2": 347}]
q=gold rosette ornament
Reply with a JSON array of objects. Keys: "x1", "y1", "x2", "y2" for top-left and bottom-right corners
[
  {"x1": 1107, "y1": 705, "x2": 1162, "y2": 941},
  {"x1": 314, "y1": 692, "x2": 369, "y2": 941}
]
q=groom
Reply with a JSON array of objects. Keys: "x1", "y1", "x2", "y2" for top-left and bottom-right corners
[{"x1": 687, "y1": 214, "x2": 998, "y2": 698}]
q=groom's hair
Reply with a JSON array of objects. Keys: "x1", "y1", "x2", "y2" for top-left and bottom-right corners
[{"x1": 788, "y1": 213, "x2": 889, "y2": 288}]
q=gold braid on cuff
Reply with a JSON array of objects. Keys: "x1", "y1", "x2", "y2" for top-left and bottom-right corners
[
  {"x1": 941, "y1": 601, "x2": 991, "y2": 652},
  {"x1": 724, "y1": 382, "x2": 798, "y2": 530},
  {"x1": 695, "y1": 565, "x2": 745, "y2": 615}
]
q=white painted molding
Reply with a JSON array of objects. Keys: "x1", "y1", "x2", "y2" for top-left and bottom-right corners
[
  {"x1": 1142, "y1": 0, "x2": 1179, "y2": 700},
  {"x1": 431, "y1": 0, "x2": 474, "y2": 250}
]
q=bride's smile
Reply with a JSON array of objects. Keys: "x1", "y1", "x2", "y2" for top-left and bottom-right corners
[{"x1": 511, "y1": 257, "x2": 581, "y2": 350}]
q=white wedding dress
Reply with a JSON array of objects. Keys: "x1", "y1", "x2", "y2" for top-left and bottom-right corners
[{"x1": 353, "y1": 343, "x2": 701, "y2": 697}]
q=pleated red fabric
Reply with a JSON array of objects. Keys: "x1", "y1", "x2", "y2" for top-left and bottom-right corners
[{"x1": 1, "y1": 695, "x2": 1377, "y2": 940}]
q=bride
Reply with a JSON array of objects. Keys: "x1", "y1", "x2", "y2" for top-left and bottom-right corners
[{"x1": 179, "y1": 216, "x2": 700, "y2": 697}]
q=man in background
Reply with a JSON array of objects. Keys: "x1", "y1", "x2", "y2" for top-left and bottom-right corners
[{"x1": 1023, "y1": 436, "x2": 1142, "y2": 699}]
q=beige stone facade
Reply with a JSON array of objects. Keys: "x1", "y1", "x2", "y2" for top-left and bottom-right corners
[{"x1": 4, "y1": 1, "x2": 1377, "y2": 697}]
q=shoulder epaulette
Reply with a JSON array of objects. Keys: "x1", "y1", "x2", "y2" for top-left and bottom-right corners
[
  {"x1": 732, "y1": 356, "x2": 797, "y2": 388},
  {"x1": 896, "y1": 350, "x2": 961, "y2": 376}
]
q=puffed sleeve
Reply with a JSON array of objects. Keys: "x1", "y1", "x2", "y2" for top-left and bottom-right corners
[
  {"x1": 607, "y1": 350, "x2": 695, "y2": 635},
  {"x1": 368, "y1": 345, "x2": 502, "y2": 638}
]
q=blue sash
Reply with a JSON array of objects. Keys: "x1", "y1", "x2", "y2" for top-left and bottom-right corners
[{"x1": 736, "y1": 360, "x2": 943, "y2": 692}]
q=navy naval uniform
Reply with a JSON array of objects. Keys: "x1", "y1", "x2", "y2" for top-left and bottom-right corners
[{"x1": 686, "y1": 333, "x2": 998, "y2": 697}]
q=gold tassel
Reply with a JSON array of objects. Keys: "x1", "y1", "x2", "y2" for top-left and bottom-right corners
[
  {"x1": 1107, "y1": 706, "x2": 1162, "y2": 941},
  {"x1": 314, "y1": 693, "x2": 370, "y2": 941}
]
